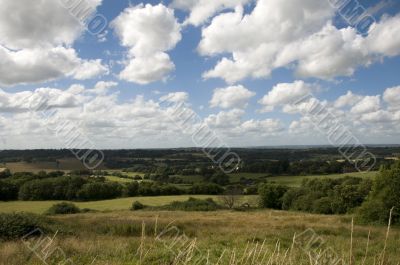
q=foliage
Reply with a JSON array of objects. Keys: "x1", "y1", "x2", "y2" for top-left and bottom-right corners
[
  {"x1": 163, "y1": 197, "x2": 220, "y2": 211},
  {"x1": 131, "y1": 201, "x2": 145, "y2": 211},
  {"x1": 357, "y1": 162, "x2": 400, "y2": 224},
  {"x1": 0, "y1": 213, "x2": 49, "y2": 240},
  {"x1": 18, "y1": 176, "x2": 87, "y2": 201},
  {"x1": 258, "y1": 183, "x2": 288, "y2": 209},
  {"x1": 46, "y1": 202, "x2": 81, "y2": 215},
  {"x1": 0, "y1": 181, "x2": 18, "y2": 201},
  {"x1": 281, "y1": 177, "x2": 372, "y2": 215},
  {"x1": 0, "y1": 169, "x2": 11, "y2": 179},
  {"x1": 190, "y1": 183, "x2": 223, "y2": 195},
  {"x1": 77, "y1": 182, "x2": 123, "y2": 201}
]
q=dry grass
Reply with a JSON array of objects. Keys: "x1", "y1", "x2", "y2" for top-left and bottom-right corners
[{"x1": 1, "y1": 209, "x2": 399, "y2": 264}]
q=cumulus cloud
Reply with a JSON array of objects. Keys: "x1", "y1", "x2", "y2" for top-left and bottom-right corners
[
  {"x1": 334, "y1": 91, "x2": 363, "y2": 108},
  {"x1": 209, "y1": 85, "x2": 255, "y2": 109},
  {"x1": 258, "y1": 81, "x2": 315, "y2": 112},
  {"x1": 350, "y1": 95, "x2": 381, "y2": 114},
  {"x1": 0, "y1": 47, "x2": 108, "y2": 86},
  {"x1": 160, "y1": 92, "x2": 189, "y2": 103},
  {"x1": 112, "y1": 4, "x2": 181, "y2": 84},
  {"x1": 171, "y1": 0, "x2": 251, "y2": 26},
  {"x1": 199, "y1": 0, "x2": 400, "y2": 83},
  {"x1": 205, "y1": 108, "x2": 283, "y2": 138},
  {"x1": 0, "y1": 0, "x2": 108, "y2": 86},
  {"x1": 383, "y1": 86, "x2": 400, "y2": 110}
]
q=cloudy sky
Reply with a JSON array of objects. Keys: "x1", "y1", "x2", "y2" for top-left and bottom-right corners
[{"x1": 0, "y1": 0, "x2": 400, "y2": 149}]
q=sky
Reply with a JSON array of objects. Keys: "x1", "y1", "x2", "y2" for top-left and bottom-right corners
[{"x1": 0, "y1": 0, "x2": 400, "y2": 149}]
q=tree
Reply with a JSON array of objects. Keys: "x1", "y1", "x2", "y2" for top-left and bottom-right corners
[
  {"x1": 258, "y1": 183, "x2": 288, "y2": 209},
  {"x1": 0, "y1": 169, "x2": 11, "y2": 179},
  {"x1": 0, "y1": 181, "x2": 18, "y2": 201},
  {"x1": 357, "y1": 162, "x2": 400, "y2": 224},
  {"x1": 220, "y1": 187, "x2": 242, "y2": 209}
]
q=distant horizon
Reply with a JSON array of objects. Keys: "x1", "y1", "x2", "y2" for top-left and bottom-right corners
[{"x1": 1, "y1": 144, "x2": 400, "y2": 151}]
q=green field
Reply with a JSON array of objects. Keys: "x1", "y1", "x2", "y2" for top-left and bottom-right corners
[
  {"x1": 105, "y1": 175, "x2": 135, "y2": 183},
  {"x1": 0, "y1": 195, "x2": 258, "y2": 214},
  {"x1": 229, "y1": 171, "x2": 378, "y2": 187}
]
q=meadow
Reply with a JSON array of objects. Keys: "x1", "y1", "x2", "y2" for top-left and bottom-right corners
[
  {"x1": 0, "y1": 209, "x2": 399, "y2": 265},
  {"x1": 0, "y1": 195, "x2": 258, "y2": 214}
]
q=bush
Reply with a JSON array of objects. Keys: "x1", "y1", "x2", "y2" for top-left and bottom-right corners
[
  {"x1": 0, "y1": 169, "x2": 11, "y2": 179},
  {"x1": 258, "y1": 183, "x2": 288, "y2": 209},
  {"x1": 77, "y1": 182, "x2": 123, "y2": 201},
  {"x1": 0, "y1": 213, "x2": 48, "y2": 240},
  {"x1": 312, "y1": 197, "x2": 333, "y2": 214},
  {"x1": 190, "y1": 183, "x2": 223, "y2": 195},
  {"x1": 18, "y1": 176, "x2": 87, "y2": 201},
  {"x1": 46, "y1": 202, "x2": 81, "y2": 215},
  {"x1": 125, "y1": 181, "x2": 139, "y2": 197},
  {"x1": 0, "y1": 181, "x2": 18, "y2": 201},
  {"x1": 131, "y1": 201, "x2": 145, "y2": 211},
  {"x1": 164, "y1": 198, "x2": 220, "y2": 211},
  {"x1": 357, "y1": 162, "x2": 400, "y2": 224}
]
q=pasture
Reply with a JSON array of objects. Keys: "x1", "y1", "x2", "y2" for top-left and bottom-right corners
[
  {"x1": 0, "y1": 195, "x2": 258, "y2": 214},
  {"x1": 0, "y1": 209, "x2": 399, "y2": 264}
]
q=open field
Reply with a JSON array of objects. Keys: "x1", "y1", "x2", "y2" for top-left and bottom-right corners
[
  {"x1": 105, "y1": 175, "x2": 135, "y2": 183},
  {"x1": 3, "y1": 159, "x2": 88, "y2": 173},
  {"x1": 0, "y1": 195, "x2": 258, "y2": 214},
  {"x1": 229, "y1": 171, "x2": 378, "y2": 187},
  {"x1": 1, "y1": 210, "x2": 399, "y2": 264}
]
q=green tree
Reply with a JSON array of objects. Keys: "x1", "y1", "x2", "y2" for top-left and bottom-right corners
[{"x1": 258, "y1": 183, "x2": 288, "y2": 209}]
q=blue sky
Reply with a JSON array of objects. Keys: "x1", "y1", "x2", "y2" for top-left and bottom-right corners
[{"x1": 0, "y1": 0, "x2": 400, "y2": 148}]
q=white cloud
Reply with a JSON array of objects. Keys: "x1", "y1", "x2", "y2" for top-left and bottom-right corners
[
  {"x1": 0, "y1": 86, "x2": 86, "y2": 113},
  {"x1": 171, "y1": 0, "x2": 251, "y2": 26},
  {"x1": 350, "y1": 95, "x2": 381, "y2": 114},
  {"x1": 205, "y1": 109, "x2": 244, "y2": 129},
  {"x1": 210, "y1": 85, "x2": 255, "y2": 109},
  {"x1": 199, "y1": 0, "x2": 400, "y2": 83},
  {"x1": 118, "y1": 52, "x2": 175, "y2": 85},
  {"x1": 160, "y1": 92, "x2": 189, "y2": 103},
  {"x1": 367, "y1": 15, "x2": 400, "y2": 56},
  {"x1": 258, "y1": 81, "x2": 315, "y2": 112},
  {"x1": 112, "y1": 4, "x2": 181, "y2": 84},
  {"x1": 0, "y1": 0, "x2": 108, "y2": 86},
  {"x1": 334, "y1": 91, "x2": 363, "y2": 108},
  {"x1": 383, "y1": 86, "x2": 400, "y2": 110},
  {"x1": 72, "y1": 59, "x2": 109, "y2": 80},
  {"x1": 0, "y1": 46, "x2": 109, "y2": 86}
]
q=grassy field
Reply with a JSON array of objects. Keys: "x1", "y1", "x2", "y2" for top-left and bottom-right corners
[
  {"x1": 229, "y1": 171, "x2": 378, "y2": 187},
  {"x1": 3, "y1": 158, "x2": 91, "y2": 173},
  {"x1": 0, "y1": 210, "x2": 398, "y2": 264},
  {"x1": 0, "y1": 195, "x2": 258, "y2": 214},
  {"x1": 105, "y1": 175, "x2": 135, "y2": 183}
]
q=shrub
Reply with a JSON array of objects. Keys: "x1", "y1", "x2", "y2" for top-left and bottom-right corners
[
  {"x1": 77, "y1": 182, "x2": 123, "y2": 201},
  {"x1": 0, "y1": 213, "x2": 48, "y2": 240},
  {"x1": 125, "y1": 181, "x2": 139, "y2": 197},
  {"x1": 258, "y1": 183, "x2": 288, "y2": 209},
  {"x1": 46, "y1": 202, "x2": 81, "y2": 215},
  {"x1": 0, "y1": 181, "x2": 18, "y2": 201},
  {"x1": 131, "y1": 201, "x2": 145, "y2": 211},
  {"x1": 164, "y1": 198, "x2": 220, "y2": 211},
  {"x1": 0, "y1": 169, "x2": 11, "y2": 179},
  {"x1": 190, "y1": 183, "x2": 223, "y2": 195},
  {"x1": 312, "y1": 197, "x2": 333, "y2": 214},
  {"x1": 357, "y1": 162, "x2": 400, "y2": 224},
  {"x1": 18, "y1": 176, "x2": 87, "y2": 201}
]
